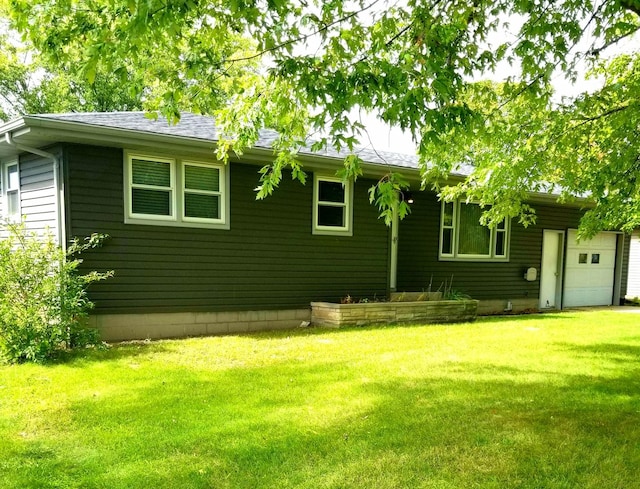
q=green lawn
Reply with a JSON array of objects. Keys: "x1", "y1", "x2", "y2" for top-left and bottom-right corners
[{"x1": 1, "y1": 310, "x2": 639, "y2": 489}]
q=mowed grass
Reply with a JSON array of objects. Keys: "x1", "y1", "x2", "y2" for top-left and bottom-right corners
[{"x1": 1, "y1": 311, "x2": 640, "y2": 489}]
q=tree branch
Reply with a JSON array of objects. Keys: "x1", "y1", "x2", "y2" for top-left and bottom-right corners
[
  {"x1": 588, "y1": 26, "x2": 640, "y2": 56},
  {"x1": 223, "y1": 0, "x2": 383, "y2": 64},
  {"x1": 495, "y1": 5, "x2": 603, "y2": 112},
  {"x1": 384, "y1": 21, "x2": 415, "y2": 48},
  {"x1": 547, "y1": 102, "x2": 632, "y2": 146},
  {"x1": 346, "y1": 0, "x2": 445, "y2": 70},
  {"x1": 570, "y1": 103, "x2": 631, "y2": 128}
]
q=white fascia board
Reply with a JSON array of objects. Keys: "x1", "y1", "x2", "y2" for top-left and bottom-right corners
[
  {"x1": 295, "y1": 152, "x2": 420, "y2": 180},
  {"x1": 221, "y1": 144, "x2": 421, "y2": 181},
  {"x1": 0, "y1": 117, "x2": 29, "y2": 134},
  {"x1": 0, "y1": 118, "x2": 30, "y2": 158},
  {"x1": 23, "y1": 117, "x2": 216, "y2": 148},
  {"x1": 14, "y1": 130, "x2": 218, "y2": 163}
]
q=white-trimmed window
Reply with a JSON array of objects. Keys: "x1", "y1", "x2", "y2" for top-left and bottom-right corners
[
  {"x1": 130, "y1": 155, "x2": 175, "y2": 219},
  {"x1": 313, "y1": 175, "x2": 353, "y2": 236},
  {"x1": 125, "y1": 152, "x2": 228, "y2": 229},
  {"x1": 2, "y1": 160, "x2": 20, "y2": 221},
  {"x1": 440, "y1": 200, "x2": 509, "y2": 261},
  {"x1": 182, "y1": 161, "x2": 223, "y2": 222}
]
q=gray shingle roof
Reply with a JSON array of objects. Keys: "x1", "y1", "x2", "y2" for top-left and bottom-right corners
[{"x1": 36, "y1": 112, "x2": 421, "y2": 171}]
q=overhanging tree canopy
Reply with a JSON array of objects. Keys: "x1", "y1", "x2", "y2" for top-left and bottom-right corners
[
  {"x1": 0, "y1": 26, "x2": 145, "y2": 120},
  {"x1": 2, "y1": 0, "x2": 639, "y2": 236}
]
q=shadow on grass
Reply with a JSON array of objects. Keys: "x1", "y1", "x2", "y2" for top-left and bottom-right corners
[
  {"x1": 558, "y1": 342, "x2": 640, "y2": 362},
  {"x1": 5, "y1": 342, "x2": 640, "y2": 489},
  {"x1": 51, "y1": 340, "x2": 173, "y2": 367}
]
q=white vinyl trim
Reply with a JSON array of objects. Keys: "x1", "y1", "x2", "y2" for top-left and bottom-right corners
[
  {"x1": 312, "y1": 174, "x2": 353, "y2": 236},
  {"x1": 439, "y1": 200, "x2": 510, "y2": 262},
  {"x1": 124, "y1": 151, "x2": 230, "y2": 230},
  {"x1": 181, "y1": 160, "x2": 226, "y2": 224},
  {"x1": 126, "y1": 153, "x2": 176, "y2": 221},
  {"x1": 2, "y1": 158, "x2": 20, "y2": 222}
]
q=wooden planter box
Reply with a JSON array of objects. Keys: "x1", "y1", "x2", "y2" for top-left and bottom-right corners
[{"x1": 311, "y1": 299, "x2": 479, "y2": 327}]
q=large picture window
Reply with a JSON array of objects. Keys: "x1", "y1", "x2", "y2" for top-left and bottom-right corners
[
  {"x1": 313, "y1": 175, "x2": 353, "y2": 236},
  {"x1": 439, "y1": 200, "x2": 509, "y2": 261},
  {"x1": 125, "y1": 153, "x2": 228, "y2": 229}
]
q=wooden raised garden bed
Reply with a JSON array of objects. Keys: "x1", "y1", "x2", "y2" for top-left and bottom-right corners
[{"x1": 311, "y1": 293, "x2": 479, "y2": 328}]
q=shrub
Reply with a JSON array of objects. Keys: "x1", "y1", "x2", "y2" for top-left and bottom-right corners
[{"x1": 0, "y1": 221, "x2": 113, "y2": 363}]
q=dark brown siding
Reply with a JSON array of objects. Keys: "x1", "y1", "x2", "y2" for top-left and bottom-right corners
[
  {"x1": 397, "y1": 192, "x2": 586, "y2": 300},
  {"x1": 65, "y1": 144, "x2": 389, "y2": 313}
]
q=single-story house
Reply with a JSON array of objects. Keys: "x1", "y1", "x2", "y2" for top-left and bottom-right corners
[{"x1": 0, "y1": 112, "x2": 632, "y2": 340}]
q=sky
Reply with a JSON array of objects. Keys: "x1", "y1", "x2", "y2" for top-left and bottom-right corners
[{"x1": 354, "y1": 6, "x2": 639, "y2": 155}]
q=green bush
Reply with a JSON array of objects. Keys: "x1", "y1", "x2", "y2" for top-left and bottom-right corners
[{"x1": 0, "y1": 221, "x2": 113, "y2": 363}]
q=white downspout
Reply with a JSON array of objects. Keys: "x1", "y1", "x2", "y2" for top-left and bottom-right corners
[
  {"x1": 390, "y1": 200, "x2": 399, "y2": 291},
  {"x1": 4, "y1": 132, "x2": 66, "y2": 250}
]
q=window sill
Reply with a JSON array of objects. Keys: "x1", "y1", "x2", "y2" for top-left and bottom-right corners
[
  {"x1": 439, "y1": 256, "x2": 509, "y2": 263},
  {"x1": 125, "y1": 216, "x2": 230, "y2": 230},
  {"x1": 312, "y1": 227, "x2": 353, "y2": 237}
]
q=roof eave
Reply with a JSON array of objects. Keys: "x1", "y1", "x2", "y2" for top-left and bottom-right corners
[
  {"x1": 0, "y1": 115, "x2": 589, "y2": 206},
  {"x1": 1, "y1": 115, "x2": 423, "y2": 178},
  {"x1": 16, "y1": 115, "x2": 220, "y2": 151}
]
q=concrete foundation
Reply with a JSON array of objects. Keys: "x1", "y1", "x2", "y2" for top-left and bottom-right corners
[
  {"x1": 476, "y1": 298, "x2": 539, "y2": 315},
  {"x1": 88, "y1": 297, "x2": 543, "y2": 341},
  {"x1": 88, "y1": 308, "x2": 311, "y2": 341}
]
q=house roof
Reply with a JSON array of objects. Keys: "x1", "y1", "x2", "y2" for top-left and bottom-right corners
[
  {"x1": 0, "y1": 111, "x2": 422, "y2": 172},
  {"x1": 0, "y1": 110, "x2": 571, "y2": 204}
]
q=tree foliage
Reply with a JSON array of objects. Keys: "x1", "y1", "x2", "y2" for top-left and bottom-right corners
[
  {"x1": 0, "y1": 28, "x2": 144, "y2": 121},
  {"x1": 0, "y1": 10, "x2": 256, "y2": 121},
  {"x1": 2, "y1": 0, "x2": 639, "y2": 235}
]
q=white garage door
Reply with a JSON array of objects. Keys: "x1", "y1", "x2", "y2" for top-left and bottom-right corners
[
  {"x1": 628, "y1": 231, "x2": 640, "y2": 298},
  {"x1": 564, "y1": 230, "x2": 617, "y2": 307}
]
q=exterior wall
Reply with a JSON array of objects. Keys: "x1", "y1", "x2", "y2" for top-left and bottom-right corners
[
  {"x1": 396, "y1": 192, "x2": 586, "y2": 308},
  {"x1": 19, "y1": 153, "x2": 58, "y2": 237},
  {"x1": 64, "y1": 144, "x2": 390, "y2": 315},
  {"x1": 0, "y1": 152, "x2": 58, "y2": 240}
]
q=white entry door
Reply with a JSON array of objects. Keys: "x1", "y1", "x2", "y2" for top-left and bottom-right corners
[
  {"x1": 540, "y1": 230, "x2": 564, "y2": 309},
  {"x1": 563, "y1": 230, "x2": 617, "y2": 307}
]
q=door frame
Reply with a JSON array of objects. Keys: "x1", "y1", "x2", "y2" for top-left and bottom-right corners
[
  {"x1": 540, "y1": 229, "x2": 565, "y2": 309},
  {"x1": 612, "y1": 232, "x2": 625, "y2": 306}
]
